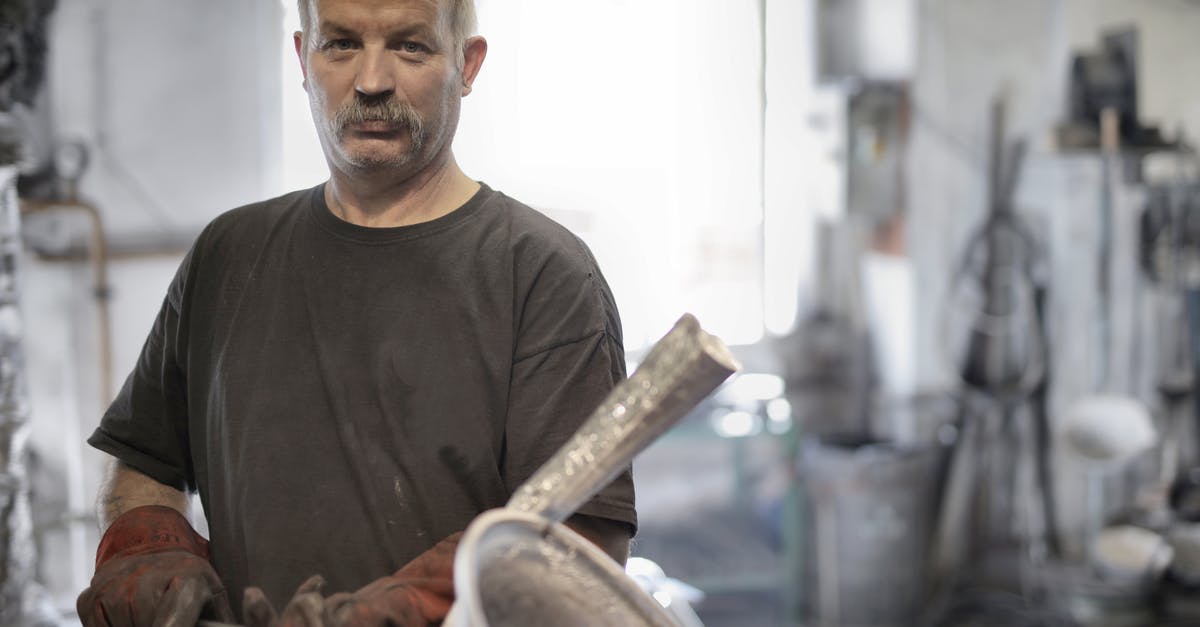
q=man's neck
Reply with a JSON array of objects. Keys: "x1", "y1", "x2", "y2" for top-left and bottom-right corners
[{"x1": 324, "y1": 156, "x2": 480, "y2": 228}]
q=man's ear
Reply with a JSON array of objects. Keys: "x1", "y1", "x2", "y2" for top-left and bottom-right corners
[
  {"x1": 293, "y1": 31, "x2": 309, "y2": 90},
  {"x1": 460, "y1": 36, "x2": 488, "y2": 97}
]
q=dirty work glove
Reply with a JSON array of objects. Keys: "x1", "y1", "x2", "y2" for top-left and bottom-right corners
[
  {"x1": 324, "y1": 531, "x2": 463, "y2": 626},
  {"x1": 243, "y1": 575, "x2": 329, "y2": 627},
  {"x1": 77, "y1": 505, "x2": 234, "y2": 627}
]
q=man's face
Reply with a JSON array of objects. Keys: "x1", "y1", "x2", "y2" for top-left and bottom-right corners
[{"x1": 295, "y1": 0, "x2": 472, "y2": 177}]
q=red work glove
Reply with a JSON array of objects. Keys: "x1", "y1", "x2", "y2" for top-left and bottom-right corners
[
  {"x1": 77, "y1": 505, "x2": 233, "y2": 627},
  {"x1": 243, "y1": 575, "x2": 330, "y2": 627},
  {"x1": 322, "y1": 531, "x2": 462, "y2": 627}
]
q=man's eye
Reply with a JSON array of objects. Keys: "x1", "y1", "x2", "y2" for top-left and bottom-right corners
[
  {"x1": 325, "y1": 39, "x2": 356, "y2": 51},
  {"x1": 401, "y1": 42, "x2": 425, "y2": 53}
]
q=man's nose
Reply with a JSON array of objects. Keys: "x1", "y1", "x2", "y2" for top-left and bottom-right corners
[{"x1": 355, "y1": 47, "x2": 396, "y2": 97}]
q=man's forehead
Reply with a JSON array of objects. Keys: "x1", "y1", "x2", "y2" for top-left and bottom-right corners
[{"x1": 312, "y1": 0, "x2": 450, "y2": 24}]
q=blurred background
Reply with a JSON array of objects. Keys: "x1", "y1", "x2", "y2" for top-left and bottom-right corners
[{"x1": 3, "y1": 0, "x2": 1200, "y2": 625}]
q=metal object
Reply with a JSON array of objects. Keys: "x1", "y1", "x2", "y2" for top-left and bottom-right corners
[
  {"x1": 941, "y1": 96, "x2": 1057, "y2": 591},
  {"x1": 507, "y1": 313, "x2": 740, "y2": 521},
  {"x1": 776, "y1": 217, "x2": 873, "y2": 439},
  {"x1": 1139, "y1": 181, "x2": 1200, "y2": 516},
  {"x1": 951, "y1": 109, "x2": 1045, "y2": 400},
  {"x1": 449, "y1": 510, "x2": 678, "y2": 627},
  {"x1": 801, "y1": 436, "x2": 944, "y2": 626},
  {"x1": 447, "y1": 313, "x2": 737, "y2": 625},
  {"x1": 1155, "y1": 287, "x2": 1199, "y2": 481},
  {"x1": 1140, "y1": 182, "x2": 1200, "y2": 288},
  {"x1": 1030, "y1": 284, "x2": 1062, "y2": 557}
]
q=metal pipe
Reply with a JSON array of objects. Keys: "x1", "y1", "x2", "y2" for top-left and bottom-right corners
[{"x1": 19, "y1": 198, "x2": 114, "y2": 406}]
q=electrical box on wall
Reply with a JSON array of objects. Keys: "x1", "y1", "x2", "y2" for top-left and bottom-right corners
[{"x1": 846, "y1": 84, "x2": 909, "y2": 227}]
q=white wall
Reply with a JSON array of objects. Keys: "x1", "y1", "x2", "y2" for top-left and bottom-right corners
[{"x1": 47, "y1": 0, "x2": 283, "y2": 245}]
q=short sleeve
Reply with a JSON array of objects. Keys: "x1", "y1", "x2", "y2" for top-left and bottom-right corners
[
  {"x1": 88, "y1": 256, "x2": 196, "y2": 491},
  {"x1": 502, "y1": 226, "x2": 636, "y2": 532},
  {"x1": 503, "y1": 330, "x2": 636, "y2": 532}
]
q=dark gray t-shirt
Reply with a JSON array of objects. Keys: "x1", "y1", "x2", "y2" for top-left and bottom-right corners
[{"x1": 89, "y1": 183, "x2": 635, "y2": 613}]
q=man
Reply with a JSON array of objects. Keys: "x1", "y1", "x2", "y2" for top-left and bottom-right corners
[{"x1": 76, "y1": 0, "x2": 636, "y2": 625}]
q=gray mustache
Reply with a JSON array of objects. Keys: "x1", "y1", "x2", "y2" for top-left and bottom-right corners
[{"x1": 333, "y1": 99, "x2": 423, "y2": 136}]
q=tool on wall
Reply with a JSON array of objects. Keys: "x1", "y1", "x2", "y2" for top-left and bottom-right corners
[
  {"x1": 1141, "y1": 176, "x2": 1200, "y2": 479},
  {"x1": 936, "y1": 94, "x2": 1059, "y2": 601}
]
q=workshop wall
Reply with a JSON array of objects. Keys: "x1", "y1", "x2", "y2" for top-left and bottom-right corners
[
  {"x1": 45, "y1": 0, "x2": 283, "y2": 246},
  {"x1": 910, "y1": 0, "x2": 1200, "y2": 390},
  {"x1": 907, "y1": 0, "x2": 1200, "y2": 555}
]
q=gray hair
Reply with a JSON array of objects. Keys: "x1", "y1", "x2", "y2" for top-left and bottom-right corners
[{"x1": 297, "y1": 0, "x2": 477, "y2": 52}]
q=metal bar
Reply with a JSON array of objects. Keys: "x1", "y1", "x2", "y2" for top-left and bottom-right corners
[
  {"x1": 506, "y1": 313, "x2": 740, "y2": 521},
  {"x1": 449, "y1": 313, "x2": 739, "y2": 626}
]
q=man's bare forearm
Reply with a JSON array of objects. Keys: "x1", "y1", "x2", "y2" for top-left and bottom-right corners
[{"x1": 97, "y1": 457, "x2": 190, "y2": 530}]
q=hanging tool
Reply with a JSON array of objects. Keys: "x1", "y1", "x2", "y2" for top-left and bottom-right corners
[{"x1": 934, "y1": 93, "x2": 1060, "y2": 605}]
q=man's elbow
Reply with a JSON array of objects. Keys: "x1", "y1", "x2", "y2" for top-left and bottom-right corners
[{"x1": 565, "y1": 513, "x2": 633, "y2": 566}]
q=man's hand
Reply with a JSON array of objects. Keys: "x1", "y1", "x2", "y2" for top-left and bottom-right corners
[
  {"x1": 77, "y1": 505, "x2": 233, "y2": 627},
  {"x1": 243, "y1": 576, "x2": 329, "y2": 627},
  {"x1": 245, "y1": 532, "x2": 462, "y2": 627},
  {"x1": 326, "y1": 531, "x2": 461, "y2": 626}
]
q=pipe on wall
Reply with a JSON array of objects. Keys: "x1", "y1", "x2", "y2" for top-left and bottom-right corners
[{"x1": 19, "y1": 198, "x2": 113, "y2": 407}]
